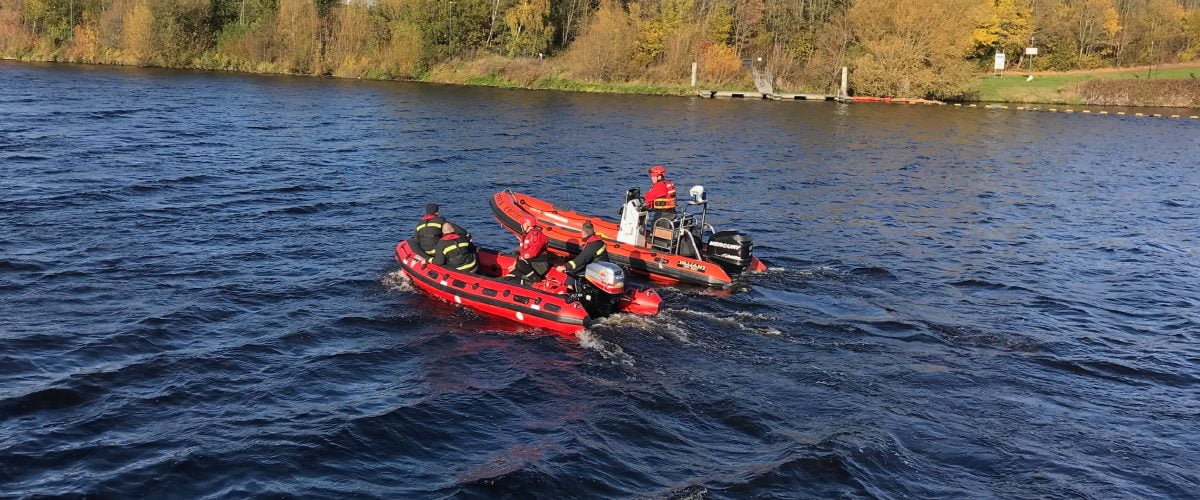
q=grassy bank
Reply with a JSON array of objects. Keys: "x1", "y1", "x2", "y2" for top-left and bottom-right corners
[
  {"x1": 421, "y1": 56, "x2": 704, "y2": 96},
  {"x1": 977, "y1": 64, "x2": 1200, "y2": 105}
]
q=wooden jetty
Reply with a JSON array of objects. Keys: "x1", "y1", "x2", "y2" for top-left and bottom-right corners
[{"x1": 697, "y1": 90, "x2": 844, "y2": 102}]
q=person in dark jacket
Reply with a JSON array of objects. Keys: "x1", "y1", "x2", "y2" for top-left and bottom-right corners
[
  {"x1": 506, "y1": 216, "x2": 550, "y2": 284},
  {"x1": 432, "y1": 223, "x2": 478, "y2": 273},
  {"x1": 413, "y1": 203, "x2": 446, "y2": 256},
  {"x1": 556, "y1": 221, "x2": 608, "y2": 276}
]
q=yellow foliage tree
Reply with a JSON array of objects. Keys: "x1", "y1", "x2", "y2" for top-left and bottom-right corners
[
  {"x1": 120, "y1": 1, "x2": 152, "y2": 65},
  {"x1": 1133, "y1": 0, "x2": 1187, "y2": 64},
  {"x1": 65, "y1": 21, "x2": 100, "y2": 63},
  {"x1": 698, "y1": 41, "x2": 741, "y2": 84},
  {"x1": 848, "y1": 0, "x2": 985, "y2": 99},
  {"x1": 562, "y1": 0, "x2": 638, "y2": 80},
  {"x1": 1053, "y1": 0, "x2": 1121, "y2": 58},
  {"x1": 971, "y1": 0, "x2": 1033, "y2": 62},
  {"x1": 503, "y1": 0, "x2": 553, "y2": 57},
  {"x1": 631, "y1": 0, "x2": 694, "y2": 66},
  {"x1": 1185, "y1": 10, "x2": 1200, "y2": 60},
  {"x1": 328, "y1": 2, "x2": 371, "y2": 77},
  {"x1": 382, "y1": 20, "x2": 422, "y2": 77},
  {"x1": 0, "y1": 1, "x2": 36, "y2": 55},
  {"x1": 276, "y1": 0, "x2": 319, "y2": 73}
]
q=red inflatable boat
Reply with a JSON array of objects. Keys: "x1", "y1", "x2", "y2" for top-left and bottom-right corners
[
  {"x1": 490, "y1": 190, "x2": 767, "y2": 288},
  {"x1": 395, "y1": 240, "x2": 660, "y2": 336}
]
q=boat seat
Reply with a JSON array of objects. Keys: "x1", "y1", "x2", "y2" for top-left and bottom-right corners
[{"x1": 650, "y1": 221, "x2": 675, "y2": 252}]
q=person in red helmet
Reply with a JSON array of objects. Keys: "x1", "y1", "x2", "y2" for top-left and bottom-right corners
[
  {"x1": 505, "y1": 216, "x2": 550, "y2": 285},
  {"x1": 644, "y1": 165, "x2": 677, "y2": 230}
]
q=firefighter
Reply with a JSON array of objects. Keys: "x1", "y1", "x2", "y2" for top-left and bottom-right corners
[
  {"x1": 412, "y1": 203, "x2": 446, "y2": 256},
  {"x1": 644, "y1": 165, "x2": 677, "y2": 228},
  {"x1": 506, "y1": 216, "x2": 550, "y2": 285},
  {"x1": 432, "y1": 223, "x2": 478, "y2": 273},
  {"x1": 556, "y1": 221, "x2": 608, "y2": 276}
]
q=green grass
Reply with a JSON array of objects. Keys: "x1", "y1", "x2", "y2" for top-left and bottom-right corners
[
  {"x1": 531, "y1": 77, "x2": 693, "y2": 95},
  {"x1": 428, "y1": 71, "x2": 696, "y2": 96},
  {"x1": 460, "y1": 71, "x2": 517, "y2": 87},
  {"x1": 977, "y1": 65, "x2": 1200, "y2": 104}
]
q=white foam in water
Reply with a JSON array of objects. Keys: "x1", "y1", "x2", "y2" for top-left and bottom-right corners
[
  {"x1": 592, "y1": 312, "x2": 691, "y2": 342},
  {"x1": 669, "y1": 308, "x2": 782, "y2": 336},
  {"x1": 381, "y1": 270, "x2": 415, "y2": 292},
  {"x1": 576, "y1": 328, "x2": 635, "y2": 368}
]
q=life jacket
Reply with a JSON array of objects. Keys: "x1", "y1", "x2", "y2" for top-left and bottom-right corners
[
  {"x1": 414, "y1": 214, "x2": 445, "y2": 255},
  {"x1": 436, "y1": 233, "x2": 477, "y2": 272},
  {"x1": 651, "y1": 180, "x2": 677, "y2": 210},
  {"x1": 519, "y1": 227, "x2": 548, "y2": 260}
]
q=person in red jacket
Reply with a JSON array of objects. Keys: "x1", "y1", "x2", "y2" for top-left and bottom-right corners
[
  {"x1": 644, "y1": 165, "x2": 677, "y2": 228},
  {"x1": 505, "y1": 216, "x2": 550, "y2": 285}
]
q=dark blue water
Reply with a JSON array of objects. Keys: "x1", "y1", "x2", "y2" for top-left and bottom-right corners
[{"x1": 2, "y1": 61, "x2": 1199, "y2": 497}]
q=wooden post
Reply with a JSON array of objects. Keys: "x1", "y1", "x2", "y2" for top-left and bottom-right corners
[
  {"x1": 690, "y1": 62, "x2": 697, "y2": 87},
  {"x1": 840, "y1": 67, "x2": 848, "y2": 97}
]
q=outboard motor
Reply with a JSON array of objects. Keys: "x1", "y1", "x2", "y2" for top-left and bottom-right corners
[
  {"x1": 574, "y1": 262, "x2": 626, "y2": 317},
  {"x1": 705, "y1": 230, "x2": 754, "y2": 274}
]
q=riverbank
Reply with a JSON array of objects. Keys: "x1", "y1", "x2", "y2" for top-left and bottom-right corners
[
  {"x1": 421, "y1": 56, "x2": 699, "y2": 96},
  {"x1": 977, "y1": 63, "x2": 1200, "y2": 107},
  {"x1": 7, "y1": 55, "x2": 1200, "y2": 109},
  {"x1": 0, "y1": 53, "x2": 705, "y2": 97}
]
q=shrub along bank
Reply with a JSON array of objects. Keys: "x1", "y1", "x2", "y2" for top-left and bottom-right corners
[
  {"x1": 1077, "y1": 78, "x2": 1200, "y2": 106},
  {"x1": 4, "y1": 0, "x2": 1200, "y2": 101}
]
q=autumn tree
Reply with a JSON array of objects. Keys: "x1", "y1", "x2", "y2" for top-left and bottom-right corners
[
  {"x1": 119, "y1": 0, "x2": 151, "y2": 64},
  {"x1": 562, "y1": 0, "x2": 638, "y2": 80},
  {"x1": 1125, "y1": 0, "x2": 1188, "y2": 65},
  {"x1": 1052, "y1": 0, "x2": 1122, "y2": 60},
  {"x1": 326, "y1": 1, "x2": 370, "y2": 76},
  {"x1": 972, "y1": 0, "x2": 1033, "y2": 63},
  {"x1": 503, "y1": 0, "x2": 553, "y2": 56},
  {"x1": 1185, "y1": 9, "x2": 1200, "y2": 59},
  {"x1": 275, "y1": 0, "x2": 318, "y2": 73},
  {"x1": 847, "y1": 0, "x2": 985, "y2": 98}
]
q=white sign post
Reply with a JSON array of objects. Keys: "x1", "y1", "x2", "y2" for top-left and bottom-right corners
[
  {"x1": 994, "y1": 52, "x2": 1006, "y2": 76},
  {"x1": 1025, "y1": 47, "x2": 1038, "y2": 80}
]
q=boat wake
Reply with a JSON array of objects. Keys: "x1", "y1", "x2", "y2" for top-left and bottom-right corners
[
  {"x1": 668, "y1": 308, "x2": 783, "y2": 337},
  {"x1": 576, "y1": 328, "x2": 635, "y2": 368},
  {"x1": 380, "y1": 270, "x2": 415, "y2": 293},
  {"x1": 590, "y1": 312, "x2": 691, "y2": 342}
]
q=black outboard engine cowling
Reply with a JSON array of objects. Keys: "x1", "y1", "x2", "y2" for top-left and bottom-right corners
[
  {"x1": 706, "y1": 230, "x2": 754, "y2": 274},
  {"x1": 572, "y1": 262, "x2": 626, "y2": 318}
]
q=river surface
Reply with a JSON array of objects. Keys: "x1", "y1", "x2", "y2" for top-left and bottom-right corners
[{"x1": 2, "y1": 61, "x2": 1198, "y2": 498}]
